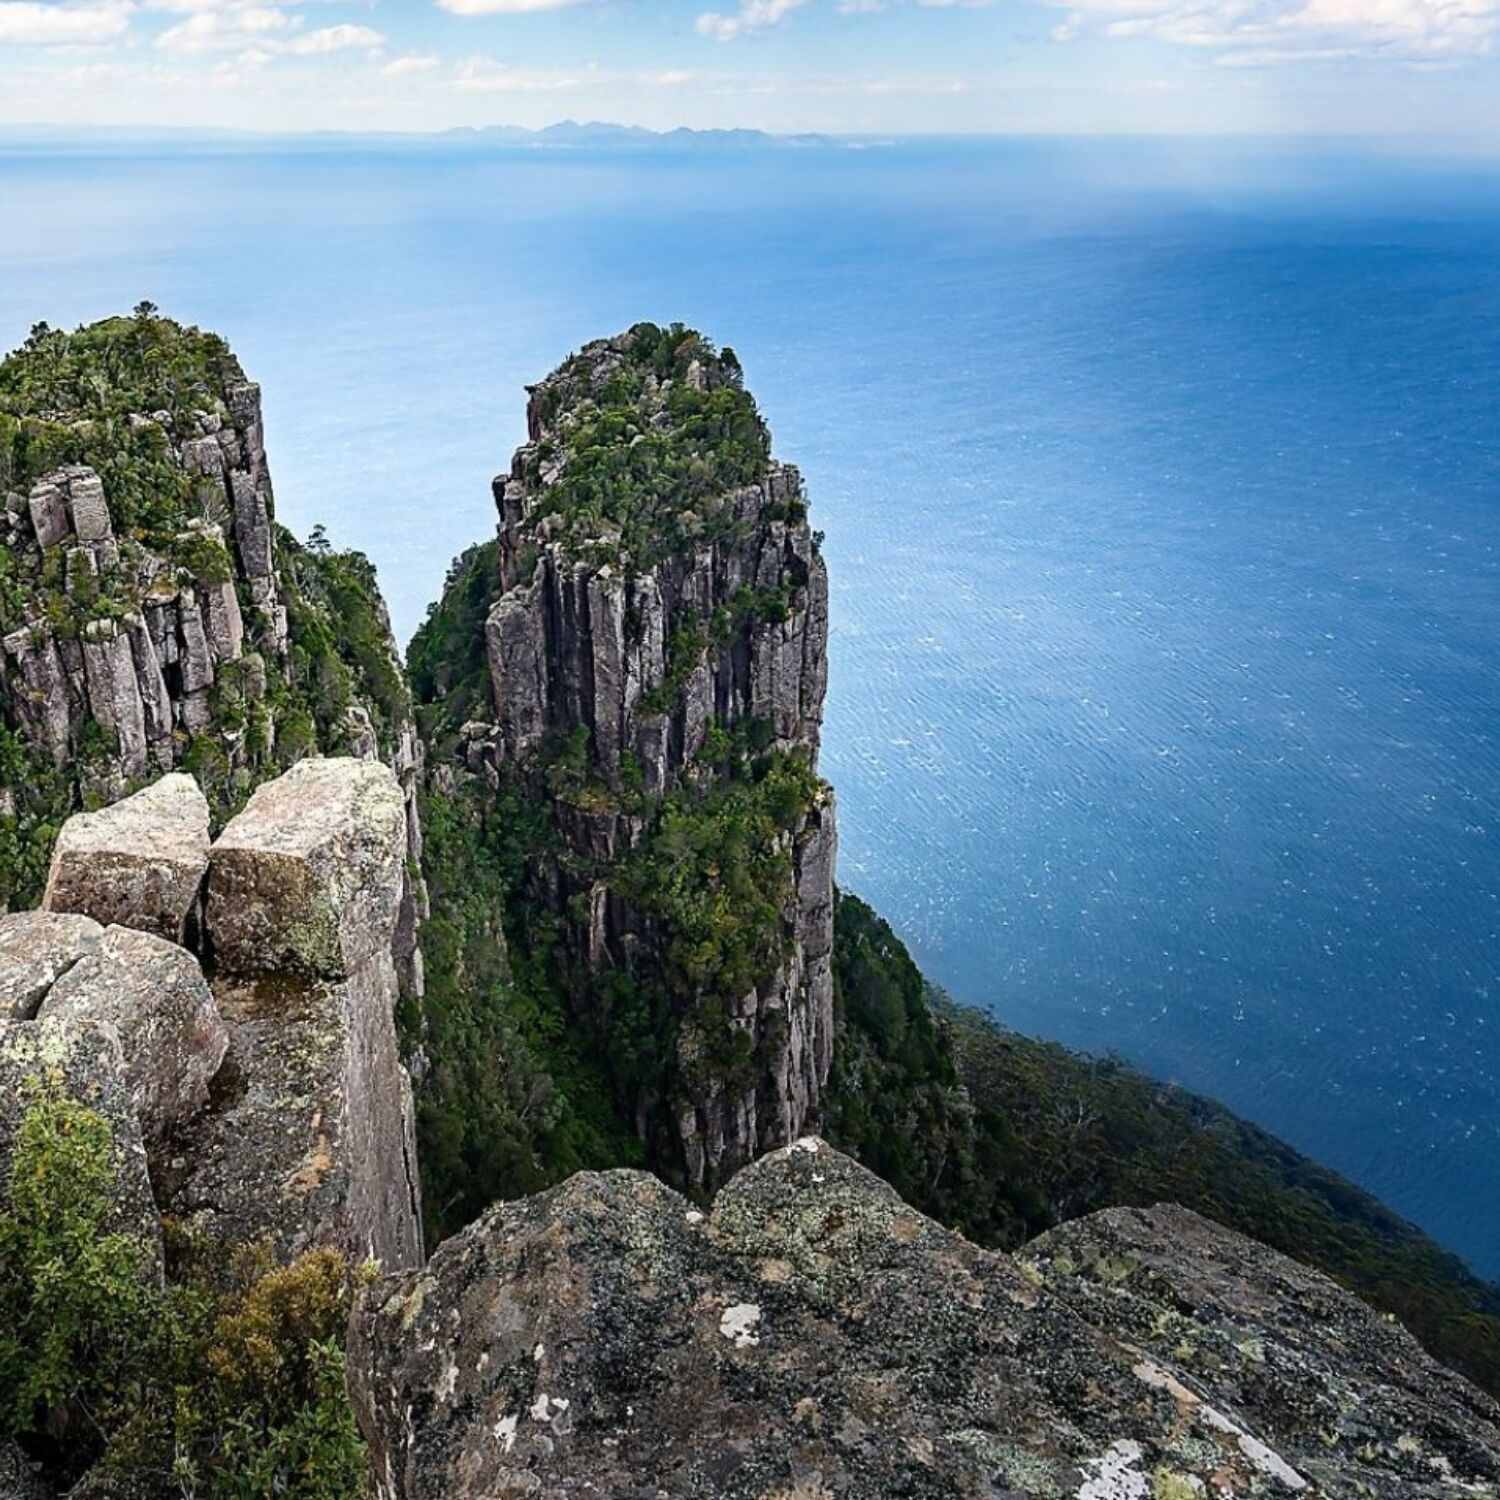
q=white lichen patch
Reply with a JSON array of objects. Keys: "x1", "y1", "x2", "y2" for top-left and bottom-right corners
[
  {"x1": 435, "y1": 1359, "x2": 459, "y2": 1403},
  {"x1": 529, "y1": 1393, "x2": 570, "y2": 1423},
  {"x1": 493, "y1": 1413, "x2": 518, "y2": 1453},
  {"x1": 1077, "y1": 1439, "x2": 1151, "y2": 1499},
  {"x1": 720, "y1": 1302, "x2": 762, "y2": 1348},
  {"x1": 1134, "y1": 1359, "x2": 1307, "y2": 1491}
]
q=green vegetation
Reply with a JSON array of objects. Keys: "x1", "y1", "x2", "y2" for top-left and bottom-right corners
[
  {"x1": 0, "y1": 306, "x2": 241, "y2": 544},
  {"x1": 0, "y1": 1081, "x2": 367, "y2": 1496},
  {"x1": 527, "y1": 322, "x2": 770, "y2": 568},
  {"x1": 823, "y1": 891, "x2": 1500, "y2": 1398},
  {"x1": 411, "y1": 776, "x2": 640, "y2": 1244}
]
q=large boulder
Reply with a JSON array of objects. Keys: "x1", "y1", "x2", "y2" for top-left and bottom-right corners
[
  {"x1": 43, "y1": 774, "x2": 210, "y2": 944},
  {"x1": 36, "y1": 926, "x2": 227, "y2": 1144},
  {"x1": 351, "y1": 1138, "x2": 1470, "y2": 1500},
  {"x1": 1023, "y1": 1202, "x2": 1500, "y2": 1497},
  {"x1": 0, "y1": 1016, "x2": 163, "y2": 1277},
  {"x1": 0, "y1": 912, "x2": 102, "y2": 1021},
  {"x1": 206, "y1": 758, "x2": 406, "y2": 978}
]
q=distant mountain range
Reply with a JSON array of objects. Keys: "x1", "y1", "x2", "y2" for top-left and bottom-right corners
[
  {"x1": 441, "y1": 121, "x2": 838, "y2": 149},
  {"x1": 0, "y1": 121, "x2": 855, "y2": 150}
]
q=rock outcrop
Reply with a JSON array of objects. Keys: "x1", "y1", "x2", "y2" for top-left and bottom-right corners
[
  {"x1": 2, "y1": 762, "x2": 422, "y2": 1277},
  {"x1": 448, "y1": 325, "x2": 835, "y2": 1189},
  {"x1": 37, "y1": 924, "x2": 228, "y2": 1143},
  {"x1": 0, "y1": 911, "x2": 101, "y2": 1019},
  {"x1": 41, "y1": 772, "x2": 210, "y2": 943},
  {"x1": 165, "y1": 757, "x2": 423, "y2": 1269},
  {"x1": 350, "y1": 1136, "x2": 1500, "y2": 1499}
]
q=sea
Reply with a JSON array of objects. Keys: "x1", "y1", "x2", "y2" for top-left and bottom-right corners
[{"x1": 2, "y1": 132, "x2": 1497, "y2": 1276}]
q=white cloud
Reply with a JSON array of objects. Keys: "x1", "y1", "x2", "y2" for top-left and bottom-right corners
[
  {"x1": 695, "y1": 0, "x2": 807, "y2": 41},
  {"x1": 436, "y1": 0, "x2": 586, "y2": 14},
  {"x1": 155, "y1": 4, "x2": 288, "y2": 49},
  {"x1": 1048, "y1": 0, "x2": 1500, "y2": 58},
  {"x1": 281, "y1": 20, "x2": 381, "y2": 50},
  {"x1": 0, "y1": 0, "x2": 130, "y2": 45},
  {"x1": 452, "y1": 55, "x2": 582, "y2": 87},
  {"x1": 382, "y1": 50, "x2": 439, "y2": 73}
]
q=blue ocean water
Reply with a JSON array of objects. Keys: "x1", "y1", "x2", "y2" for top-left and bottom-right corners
[{"x1": 2, "y1": 136, "x2": 1497, "y2": 1274}]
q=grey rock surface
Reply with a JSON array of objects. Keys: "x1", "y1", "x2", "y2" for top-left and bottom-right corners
[
  {"x1": 43, "y1": 773, "x2": 210, "y2": 943},
  {"x1": 37, "y1": 925, "x2": 227, "y2": 1144},
  {"x1": 0, "y1": 912, "x2": 102, "y2": 1020},
  {"x1": 1022, "y1": 1202, "x2": 1500, "y2": 1498},
  {"x1": 0, "y1": 1442, "x2": 51, "y2": 1500},
  {"x1": 158, "y1": 957, "x2": 422, "y2": 1273},
  {"x1": 351, "y1": 1138, "x2": 1494, "y2": 1500},
  {"x1": 206, "y1": 758, "x2": 407, "y2": 977}
]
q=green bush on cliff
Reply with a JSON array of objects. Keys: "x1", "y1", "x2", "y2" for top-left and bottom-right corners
[
  {"x1": 0, "y1": 1081, "x2": 161, "y2": 1437},
  {"x1": 0, "y1": 1085, "x2": 369, "y2": 1496},
  {"x1": 531, "y1": 323, "x2": 772, "y2": 567},
  {"x1": 0, "y1": 308, "x2": 241, "y2": 540}
]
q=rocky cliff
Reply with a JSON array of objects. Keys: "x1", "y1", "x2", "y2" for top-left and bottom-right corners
[
  {"x1": 0, "y1": 311, "x2": 427, "y2": 1004},
  {"x1": 0, "y1": 761, "x2": 421, "y2": 1495},
  {"x1": 419, "y1": 323, "x2": 834, "y2": 1191}
]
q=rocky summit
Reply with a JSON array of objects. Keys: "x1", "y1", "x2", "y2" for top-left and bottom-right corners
[{"x1": 349, "y1": 1136, "x2": 1500, "y2": 1499}]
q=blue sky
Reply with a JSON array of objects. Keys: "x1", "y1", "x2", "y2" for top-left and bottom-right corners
[{"x1": 1, "y1": 0, "x2": 1498, "y2": 135}]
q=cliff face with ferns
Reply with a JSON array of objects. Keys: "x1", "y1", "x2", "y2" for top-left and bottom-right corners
[{"x1": 419, "y1": 325, "x2": 834, "y2": 1191}]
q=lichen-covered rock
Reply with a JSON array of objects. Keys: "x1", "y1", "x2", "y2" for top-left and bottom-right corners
[
  {"x1": 157, "y1": 957, "x2": 422, "y2": 1272},
  {"x1": 206, "y1": 758, "x2": 406, "y2": 978},
  {"x1": 352, "y1": 1139, "x2": 1465, "y2": 1500},
  {"x1": 37, "y1": 925, "x2": 227, "y2": 1144},
  {"x1": 1023, "y1": 1202, "x2": 1500, "y2": 1498},
  {"x1": 0, "y1": 1016, "x2": 163, "y2": 1278},
  {"x1": 43, "y1": 773, "x2": 210, "y2": 943},
  {"x1": 0, "y1": 1441, "x2": 50, "y2": 1500},
  {"x1": 0, "y1": 912, "x2": 102, "y2": 1020}
]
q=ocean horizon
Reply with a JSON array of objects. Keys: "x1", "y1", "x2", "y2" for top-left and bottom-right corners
[{"x1": 3, "y1": 131, "x2": 1497, "y2": 1277}]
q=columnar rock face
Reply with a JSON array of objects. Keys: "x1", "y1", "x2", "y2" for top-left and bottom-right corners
[
  {"x1": 350, "y1": 1137, "x2": 1500, "y2": 1499},
  {"x1": 0, "y1": 385, "x2": 284, "y2": 800},
  {"x1": 0, "y1": 316, "x2": 426, "y2": 964},
  {"x1": 463, "y1": 327, "x2": 836, "y2": 1188},
  {"x1": 42, "y1": 772, "x2": 210, "y2": 943}
]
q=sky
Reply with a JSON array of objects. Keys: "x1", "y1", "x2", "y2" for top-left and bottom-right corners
[{"x1": 1, "y1": 0, "x2": 1499, "y2": 138}]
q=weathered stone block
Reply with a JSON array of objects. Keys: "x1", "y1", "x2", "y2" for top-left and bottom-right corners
[
  {"x1": 206, "y1": 758, "x2": 406, "y2": 978},
  {"x1": 43, "y1": 773, "x2": 211, "y2": 943},
  {"x1": 38, "y1": 925, "x2": 227, "y2": 1143},
  {"x1": 66, "y1": 469, "x2": 112, "y2": 542},
  {"x1": 0, "y1": 911, "x2": 102, "y2": 1021}
]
